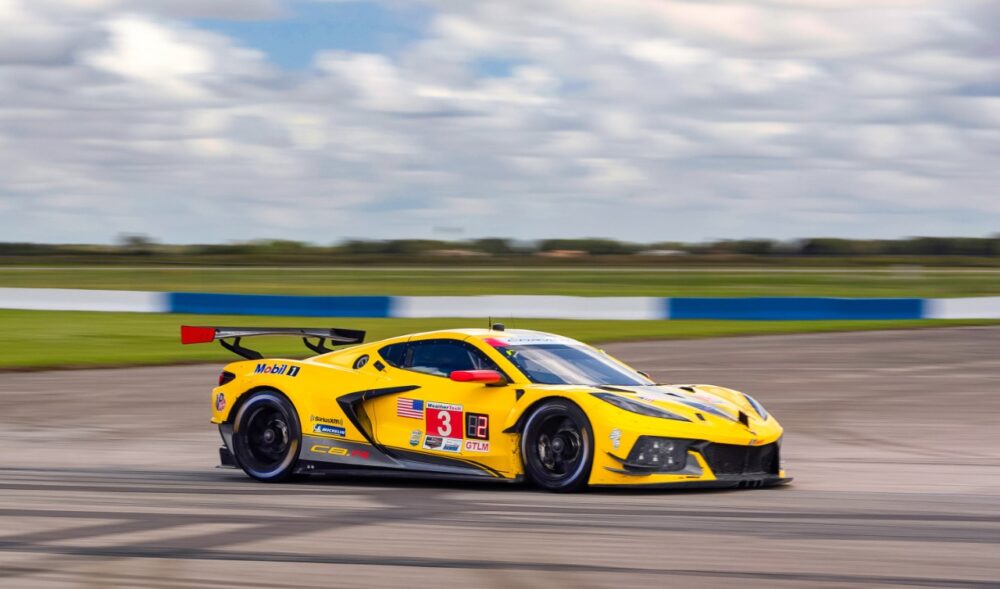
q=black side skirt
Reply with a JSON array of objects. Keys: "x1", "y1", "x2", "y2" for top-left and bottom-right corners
[
  {"x1": 591, "y1": 476, "x2": 792, "y2": 490},
  {"x1": 294, "y1": 460, "x2": 521, "y2": 484}
]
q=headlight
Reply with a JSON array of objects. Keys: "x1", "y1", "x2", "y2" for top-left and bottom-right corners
[
  {"x1": 742, "y1": 393, "x2": 769, "y2": 420},
  {"x1": 592, "y1": 393, "x2": 690, "y2": 422},
  {"x1": 626, "y1": 436, "x2": 690, "y2": 471}
]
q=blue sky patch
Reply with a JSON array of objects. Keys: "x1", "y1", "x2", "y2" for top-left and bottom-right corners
[
  {"x1": 196, "y1": 0, "x2": 430, "y2": 69},
  {"x1": 472, "y1": 57, "x2": 524, "y2": 78}
]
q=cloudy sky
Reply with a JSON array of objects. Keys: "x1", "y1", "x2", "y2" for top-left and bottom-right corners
[{"x1": 1, "y1": 0, "x2": 998, "y2": 244}]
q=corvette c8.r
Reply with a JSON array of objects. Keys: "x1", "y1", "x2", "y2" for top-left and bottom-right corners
[{"x1": 182, "y1": 324, "x2": 789, "y2": 491}]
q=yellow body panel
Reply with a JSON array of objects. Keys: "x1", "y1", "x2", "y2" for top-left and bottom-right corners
[{"x1": 209, "y1": 328, "x2": 786, "y2": 487}]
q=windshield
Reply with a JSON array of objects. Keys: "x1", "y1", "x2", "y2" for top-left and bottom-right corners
[{"x1": 487, "y1": 339, "x2": 653, "y2": 386}]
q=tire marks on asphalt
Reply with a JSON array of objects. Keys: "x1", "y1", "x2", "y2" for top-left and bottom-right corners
[
  {"x1": 2, "y1": 328, "x2": 1000, "y2": 588},
  {"x1": 2, "y1": 542, "x2": 997, "y2": 589}
]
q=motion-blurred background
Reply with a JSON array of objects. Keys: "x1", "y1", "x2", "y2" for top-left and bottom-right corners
[
  {"x1": 2, "y1": 0, "x2": 999, "y2": 364},
  {"x1": 1, "y1": 1, "x2": 999, "y2": 588}
]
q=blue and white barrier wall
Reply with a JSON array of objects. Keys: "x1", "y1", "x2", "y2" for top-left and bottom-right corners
[{"x1": 1, "y1": 288, "x2": 999, "y2": 320}]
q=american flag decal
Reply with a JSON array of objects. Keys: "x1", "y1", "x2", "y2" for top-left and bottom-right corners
[{"x1": 396, "y1": 398, "x2": 424, "y2": 419}]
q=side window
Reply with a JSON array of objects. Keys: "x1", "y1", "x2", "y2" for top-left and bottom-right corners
[
  {"x1": 378, "y1": 342, "x2": 407, "y2": 367},
  {"x1": 405, "y1": 339, "x2": 500, "y2": 378}
]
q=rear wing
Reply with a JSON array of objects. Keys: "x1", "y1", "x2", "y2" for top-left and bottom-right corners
[{"x1": 180, "y1": 325, "x2": 365, "y2": 360}]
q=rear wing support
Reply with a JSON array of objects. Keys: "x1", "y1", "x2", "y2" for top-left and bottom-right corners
[
  {"x1": 181, "y1": 326, "x2": 366, "y2": 360},
  {"x1": 219, "y1": 337, "x2": 262, "y2": 360}
]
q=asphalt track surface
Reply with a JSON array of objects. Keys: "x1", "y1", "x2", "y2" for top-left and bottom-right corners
[{"x1": 1, "y1": 327, "x2": 998, "y2": 588}]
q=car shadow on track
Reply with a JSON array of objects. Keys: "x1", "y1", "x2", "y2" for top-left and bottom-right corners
[{"x1": 212, "y1": 469, "x2": 794, "y2": 496}]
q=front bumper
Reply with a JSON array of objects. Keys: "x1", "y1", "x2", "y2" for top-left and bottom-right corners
[{"x1": 590, "y1": 434, "x2": 789, "y2": 487}]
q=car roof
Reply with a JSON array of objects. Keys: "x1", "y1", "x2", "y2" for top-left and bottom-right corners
[{"x1": 406, "y1": 328, "x2": 577, "y2": 343}]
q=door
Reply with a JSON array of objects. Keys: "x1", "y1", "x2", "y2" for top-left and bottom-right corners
[{"x1": 367, "y1": 338, "x2": 517, "y2": 476}]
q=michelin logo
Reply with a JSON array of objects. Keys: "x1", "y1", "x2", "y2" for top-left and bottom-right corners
[{"x1": 314, "y1": 424, "x2": 346, "y2": 437}]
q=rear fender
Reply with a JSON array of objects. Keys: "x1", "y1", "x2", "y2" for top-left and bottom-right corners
[{"x1": 224, "y1": 385, "x2": 287, "y2": 424}]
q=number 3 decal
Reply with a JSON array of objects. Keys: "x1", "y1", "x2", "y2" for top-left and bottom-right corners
[
  {"x1": 425, "y1": 403, "x2": 463, "y2": 441},
  {"x1": 436, "y1": 410, "x2": 452, "y2": 437}
]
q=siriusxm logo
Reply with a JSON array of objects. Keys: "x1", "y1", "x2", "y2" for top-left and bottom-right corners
[{"x1": 314, "y1": 424, "x2": 346, "y2": 437}]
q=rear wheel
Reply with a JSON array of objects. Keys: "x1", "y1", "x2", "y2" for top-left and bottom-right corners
[
  {"x1": 521, "y1": 399, "x2": 594, "y2": 492},
  {"x1": 231, "y1": 391, "x2": 300, "y2": 482}
]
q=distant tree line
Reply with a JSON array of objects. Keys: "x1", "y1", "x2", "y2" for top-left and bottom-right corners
[{"x1": 1, "y1": 235, "x2": 998, "y2": 264}]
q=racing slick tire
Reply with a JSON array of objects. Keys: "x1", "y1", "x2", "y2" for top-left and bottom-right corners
[
  {"x1": 521, "y1": 399, "x2": 594, "y2": 492},
  {"x1": 231, "y1": 390, "x2": 301, "y2": 482}
]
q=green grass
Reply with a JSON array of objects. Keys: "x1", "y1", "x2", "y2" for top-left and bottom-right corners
[
  {"x1": 1, "y1": 309, "x2": 997, "y2": 370},
  {"x1": 2, "y1": 266, "x2": 999, "y2": 369},
  {"x1": 2, "y1": 266, "x2": 1000, "y2": 297}
]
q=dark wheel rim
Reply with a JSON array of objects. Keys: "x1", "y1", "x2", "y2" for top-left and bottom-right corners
[
  {"x1": 531, "y1": 413, "x2": 585, "y2": 481},
  {"x1": 243, "y1": 405, "x2": 291, "y2": 471}
]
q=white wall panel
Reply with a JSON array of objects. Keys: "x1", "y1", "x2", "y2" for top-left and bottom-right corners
[
  {"x1": 393, "y1": 295, "x2": 664, "y2": 320},
  {"x1": 0, "y1": 288, "x2": 167, "y2": 313},
  {"x1": 925, "y1": 297, "x2": 1000, "y2": 319}
]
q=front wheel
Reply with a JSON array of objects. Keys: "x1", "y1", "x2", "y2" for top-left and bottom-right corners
[
  {"x1": 231, "y1": 390, "x2": 301, "y2": 482},
  {"x1": 521, "y1": 399, "x2": 594, "y2": 492}
]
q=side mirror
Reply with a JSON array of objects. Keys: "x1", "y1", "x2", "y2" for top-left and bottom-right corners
[{"x1": 450, "y1": 370, "x2": 505, "y2": 384}]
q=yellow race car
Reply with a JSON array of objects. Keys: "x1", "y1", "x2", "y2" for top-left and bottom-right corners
[{"x1": 182, "y1": 324, "x2": 789, "y2": 491}]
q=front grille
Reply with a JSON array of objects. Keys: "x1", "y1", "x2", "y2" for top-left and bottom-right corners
[{"x1": 699, "y1": 441, "x2": 779, "y2": 476}]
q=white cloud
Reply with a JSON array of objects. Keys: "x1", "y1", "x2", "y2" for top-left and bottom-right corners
[
  {"x1": 84, "y1": 15, "x2": 215, "y2": 99},
  {"x1": 0, "y1": 0, "x2": 997, "y2": 243}
]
